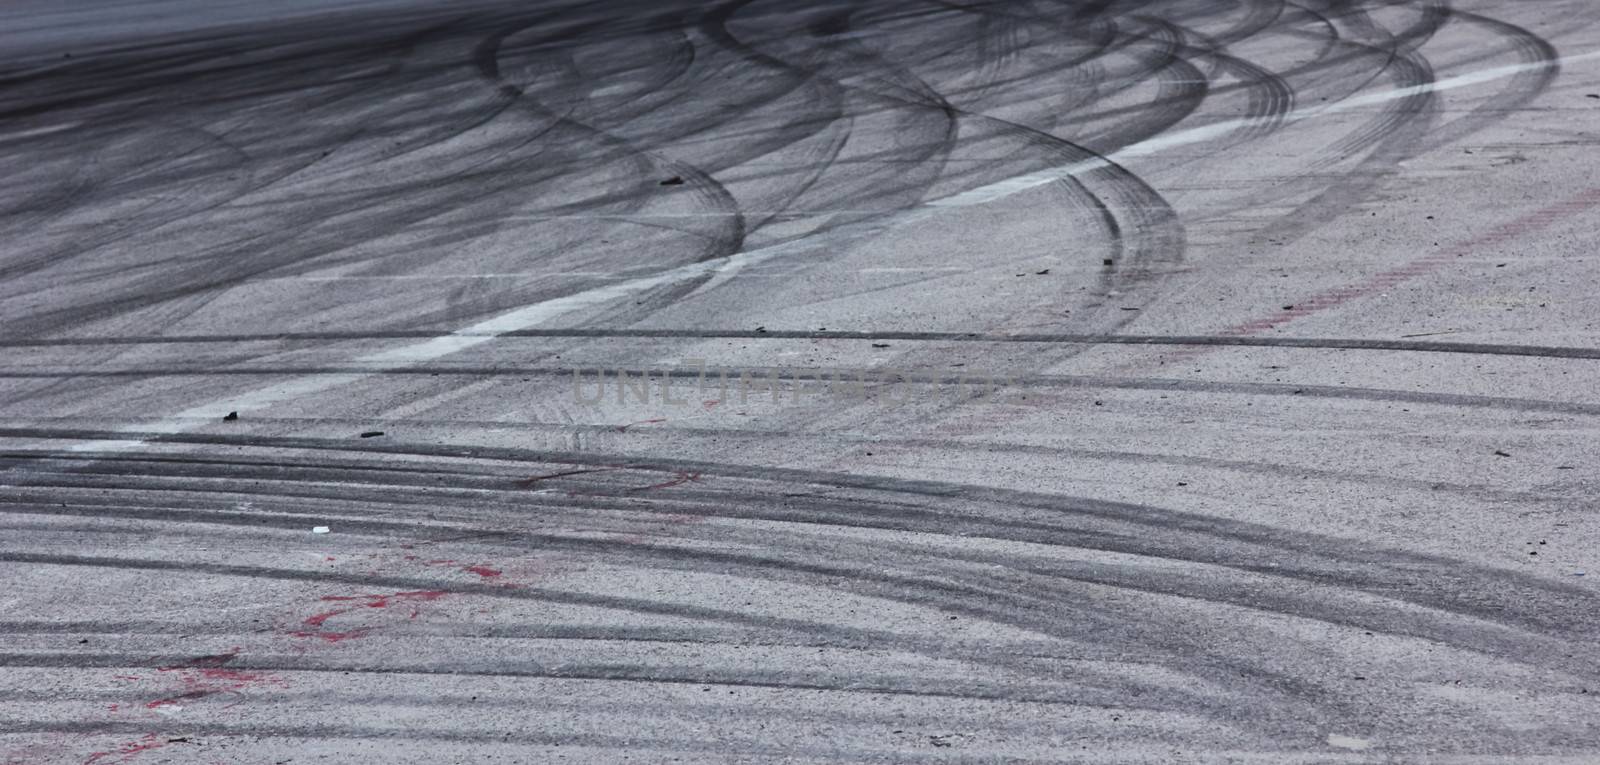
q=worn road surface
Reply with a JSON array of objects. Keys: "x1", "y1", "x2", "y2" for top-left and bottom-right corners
[{"x1": 3, "y1": 0, "x2": 1600, "y2": 762}]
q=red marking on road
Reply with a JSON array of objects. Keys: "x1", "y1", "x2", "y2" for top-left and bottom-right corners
[
  {"x1": 516, "y1": 467, "x2": 609, "y2": 487},
  {"x1": 631, "y1": 470, "x2": 702, "y2": 492},
  {"x1": 288, "y1": 627, "x2": 371, "y2": 643},
  {"x1": 163, "y1": 650, "x2": 240, "y2": 670},
  {"x1": 398, "y1": 554, "x2": 504, "y2": 580},
  {"x1": 145, "y1": 690, "x2": 210, "y2": 709},
  {"x1": 83, "y1": 735, "x2": 164, "y2": 765},
  {"x1": 292, "y1": 590, "x2": 450, "y2": 641},
  {"x1": 1221, "y1": 187, "x2": 1600, "y2": 338},
  {"x1": 152, "y1": 659, "x2": 285, "y2": 708},
  {"x1": 616, "y1": 417, "x2": 667, "y2": 433}
]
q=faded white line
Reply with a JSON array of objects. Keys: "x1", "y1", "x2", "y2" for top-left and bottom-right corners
[
  {"x1": 262, "y1": 266, "x2": 978, "y2": 282},
  {"x1": 0, "y1": 122, "x2": 81, "y2": 142},
  {"x1": 60, "y1": 49, "x2": 1599, "y2": 452},
  {"x1": 932, "y1": 48, "x2": 1600, "y2": 207}
]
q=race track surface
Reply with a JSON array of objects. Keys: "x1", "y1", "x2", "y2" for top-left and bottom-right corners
[{"x1": 3, "y1": 0, "x2": 1600, "y2": 761}]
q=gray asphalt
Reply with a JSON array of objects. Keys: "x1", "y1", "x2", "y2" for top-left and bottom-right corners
[{"x1": 3, "y1": 0, "x2": 1600, "y2": 762}]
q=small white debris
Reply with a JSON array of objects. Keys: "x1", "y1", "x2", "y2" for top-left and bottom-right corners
[
  {"x1": 312, "y1": 526, "x2": 331, "y2": 534},
  {"x1": 1327, "y1": 734, "x2": 1371, "y2": 751}
]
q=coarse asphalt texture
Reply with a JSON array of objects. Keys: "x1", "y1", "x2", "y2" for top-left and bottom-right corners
[{"x1": 2, "y1": 0, "x2": 1600, "y2": 762}]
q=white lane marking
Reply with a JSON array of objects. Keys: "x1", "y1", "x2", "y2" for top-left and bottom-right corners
[
  {"x1": 58, "y1": 49, "x2": 1599, "y2": 452},
  {"x1": 0, "y1": 122, "x2": 81, "y2": 141},
  {"x1": 932, "y1": 48, "x2": 1600, "y2": 207},
  {"x1": 856, "y1": 267, "x2": 971, "y2": 273},
  {"x1": 264, "y1": 266, "x2": 977, "y2": 281},
  {"x1": 68, "y1": 237, "x2": 822, "y2": 452},
  {"x1": 496, "y1": 210, "x2": 886, "y2": 219},
  {"x1": 275, "y1": 272, "x2": 634, "y2": 281}
]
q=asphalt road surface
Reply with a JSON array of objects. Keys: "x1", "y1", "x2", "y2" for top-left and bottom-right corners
[{"x1": 3, "y1": 0, "x2": 1600, "y2": 762}]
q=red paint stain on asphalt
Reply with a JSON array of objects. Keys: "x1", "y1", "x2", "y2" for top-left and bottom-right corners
[
  {"x1": 83, "y1": 735, "x2": 164, "y2": 765},
  {"x1": 632, "y1": 470, "x2": 702, "y2": 492},
  {"x1": 516, "y1": 467, "x2": 609, "y2": 487},
  {"x1": 146, "y1": 652, "x2": 285, "y2": 709},
  {"x1": 291, "y1": 590, "x2": 450, "y2": 642},
  {"x1": 165, "y1": 650, "x2": 241, "y2": 670},
  {"x1": 1221, "y1": 187, "x2": 1600, "y2": 338},
  {"x1": 288, "y1": 627, "x2": 371, "y2": 643},
  {"x1": 144, "y1": 690, "x2": 210, "y2": 710},
  {"x1": 399, "y1": 554, "x2": 504, "y2": 580}
]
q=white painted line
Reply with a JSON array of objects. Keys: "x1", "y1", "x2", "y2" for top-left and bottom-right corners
[
  {"x1": 274, "y1": 272, "x2": 632, "y2": 281},
  {"x1": 264, "y1": 266, "x2": 974, "y2": 282},
  {"x1": 0, "y1": 122, "x2": 80, "y2": 141},
  {"x1": 856, "y1": 267, "x2": 971, "y2": 273},
  {"x1": 931, "y1": 48, "x2": 1600, "y2": 207},
  {"x1": 57, "y1": 48, "x2": 1599, "y2": 452}
]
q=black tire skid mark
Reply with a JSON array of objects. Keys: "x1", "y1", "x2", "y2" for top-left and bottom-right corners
[
  {"x1": 9, "y1": 458, "x2": 1583, "y2": 679},
  {"x1": 1114, "y1": 0, "x2": 1450, "y2": 269},
  {"x1": 1064, "y1": 14, "x2": 1214, "y2": 153},
  {"x1": 845, "y1": 5, "x2": 1205, "y2": 352},
  {"x1": 0, "y1": 27, "x2": 451, "y2": 283},
  {"x1": 0, "y1": 538, "x2": 1576, "y2": 743},
  {"x1": 459, "y1": 13, "x2": 778, "y2": 326},
  {"x1": 708, "y1": 0, "x2": 962, "y2": 223},
  {"x1": 0, "y1": 21, "x2": 542, "y2": 340},
  {"x1": 597, "y1": 519, "x2": 1584, "y2": 735},
  {"x1": 477, "y1": 18, "x2": 746, "y2": 269},
  {"x1": 0, "y1": 7, "x2": 681, "y2": 339},
  {"x1": 1192, "y1": 1, "x2": 1554, "y2": 265},
  {"x1": 533, "y1": 0, "x2": 853, "y2": 254},
  {"x1": 54, "y1": 26, "x2": 623, "y2": 335},
  {"x1": 0, "y1": 718, "x2": 1052, "y2": 762},
  {"x1": 1134, "y1": 15, "x2": 1296, "y2": 144},
  {"x1": 0, "y1": 552, "x2": 1187, "y2": 717},
  {"x1": 707, "y1": 0, "x2": 1186, "y2": 349},
  {"x1": 0, "y1": 688, "x2": 1177, "y2": 758},
  {"x1": 6, "y1": 467, "x2": 1580, "y2": 668},
  {"x1": 922, "y1": 0, "x2": 1126, "y2": 124},
  {"x1": 2, "y1": 445, "x2": 1597, "y2": 741},
  {"x1": 14, "y1": 359, "x2": 1598, "y2": 417},
  {"x1": 0, "y1": 490, "x2": 1569, "y2": 723},
  {"x1": 1, "y1": 706, "x2": 1285, "y2": 765},
  {"x1": 4, "y1": 404, "x2": 1582, "y2": 508},
  {"x1": 0, "y1": 23, "x2": 495, "y2": 412},
  {"x1": 947, "y1": 0, "x2": 1027, "y2": 96},
  {"x1": 0, "y1": 426, "x2": 1568, "y2": 534},
  {"x1": 13, "y1": 329, "x2": 1600, "y2": 362},
  {"x1": 905, "y1": 5, "x2": 1194, "y2": 296},
  {"x1": 1408, "y1": 9, "x2": 1559, "y2": 154},
  {"x1": 1, "y1": 425, "x2": 1563, "y2": 536},
  {"x1": 1318, "y1": 1, "x2": 1447, "y2": 160},
  {"x1": 0, "y1": 508, "x2": 1587, "y2": 736},
  {"x1": 1124, "y1": 0, "x2": 1435, "y2": 169},
  {"x1": 2, "y1": 427, "x2": 1595, "y2": 637},
  {"x1": 686, "y1": 2, "x2": 862, "y2": 238},
  {"x1": 684, "y1": 0, "x2": 1032, "y2": 277}
]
